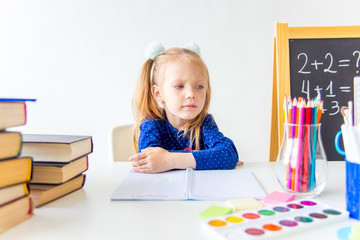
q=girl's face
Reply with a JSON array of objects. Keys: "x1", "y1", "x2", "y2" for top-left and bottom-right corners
[{"x1": 153, "y1": 59, "x2": 207, "y2": 130}]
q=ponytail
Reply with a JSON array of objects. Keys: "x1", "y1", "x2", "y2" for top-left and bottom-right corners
[{"x1": 132, "y1": 59, "x2": 164, "y2": 151}]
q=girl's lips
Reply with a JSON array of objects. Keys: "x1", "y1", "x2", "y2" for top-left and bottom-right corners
[{"x1": 183, "y1": 104, "x2": 197, "y2": 108}]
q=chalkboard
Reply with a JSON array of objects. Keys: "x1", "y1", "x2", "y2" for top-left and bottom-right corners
[
  {"x1": 289, "y1": 38, "x2": 360, "y2": 161},
  {"x1": 270, "y1": 23, "x2": 360, "y2": 162}
]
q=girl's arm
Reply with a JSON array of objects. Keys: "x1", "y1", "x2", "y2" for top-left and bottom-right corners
[
  {"x1": 129, "y1": 147, "x2": 196, "y2": 173},
  {"x1": 130, "y1": 119, "x2": 196, "y2": 173},
  {"x1": 192, "y1": 115, "x2": 239, "y2": 170},
  {"x1": 130, "y1": 116, "x2": 240, "y2": 173}
]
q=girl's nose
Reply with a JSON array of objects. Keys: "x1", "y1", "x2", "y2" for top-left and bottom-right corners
[{"x1": 186, "y1": 88, "x2": 196, "y2": 99}]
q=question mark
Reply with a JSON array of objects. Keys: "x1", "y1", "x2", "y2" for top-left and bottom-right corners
[{"x1": 353, "y1": 50, "x2": 360, "y2": 74}]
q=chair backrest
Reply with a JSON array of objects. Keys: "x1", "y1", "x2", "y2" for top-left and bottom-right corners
[{"x1": 112, "y1": 124, "x2": 136, "y2": 161}]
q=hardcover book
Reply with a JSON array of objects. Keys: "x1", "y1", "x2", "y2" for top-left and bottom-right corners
[
  {"x1": 21, "y1": 134, "x2": 93, "y2": 162},
  {"x1": 31, "y1": 155, "x2": 88, "y2": 184},
  {"x1": 0, "y1": 183, "x2": 29, "y2": 206},
  {"x1": 0, "y1": 102, "x2": 26, "y2": 130},
  {"x1": 30, "y1": 174, "x2": 86, "y2": 207},
  {"x1": 0, "y1": 195, "x2": 34, "y2": 233},
  {"x1": 0, "y1": 131, "x2": 22, "y2": 160},
  {"x1": 0, "y1": 157, "x2": 33, "y2": 188}
]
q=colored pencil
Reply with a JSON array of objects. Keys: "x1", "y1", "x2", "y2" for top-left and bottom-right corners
[
  {"x1": 295, "y1": 101, "x2": 305, "y2": 192},
  {"x1": 295, "y1": 98, "x2": 300, "y2": 139},
  {"x1": 308, "y1": 100, "x2": 314, "y2": 191},
  {"x1": 292, "y1": 98, "x2": 302, "y2": 190},
  {"x1": 302, "y1": 100, "x2": 311, "y2": 192},
  {"x1": 286, "y1": 100, "x2": 293, "y2": 189},
  {"x1": 317, "y1": 101, "x2": 323, "y2": 124},
  {"x1": 291, "y1": 98, "x2": 298, "y2": 139},
  {"x1": 310, "y1": 99, "x2": 318, "y2": 191},
  {"x1": 289, "y1": 98, "x2": 298, "y2": 191},
  {"x1": 288, "y1": 100, "x2": 293, "y2": 136},
  {"x1": 282, "y1": 96, "x2": 323, "y2": 194}
]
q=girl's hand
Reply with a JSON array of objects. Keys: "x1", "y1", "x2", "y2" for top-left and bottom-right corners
[
  {"x1": 236, "y1": 160, "x2": 244, "y2": 166},
  {"x1": 129, "y1": 147, "x2": 173, "y2": 173}
]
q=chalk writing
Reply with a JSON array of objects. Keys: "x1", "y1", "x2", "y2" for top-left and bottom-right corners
[{"x1": 289, "y1": 38, "x2": 360, "y2": 161}]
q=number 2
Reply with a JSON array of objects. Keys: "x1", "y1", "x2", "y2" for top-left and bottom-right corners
[
  {"x1": 297, "y1": 53, "x2": 311, "y2": 74},
  {"x1": 324, "y1": 53, "x2": 337, "y2": 73}
]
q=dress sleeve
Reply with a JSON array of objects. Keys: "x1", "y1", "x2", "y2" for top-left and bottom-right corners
[
  {"x1": 138, "y1": 120, "x2": 163, "y2": 152},
  {"x1": 192, "y1": 115, "x2": 239, "y2": 170}
]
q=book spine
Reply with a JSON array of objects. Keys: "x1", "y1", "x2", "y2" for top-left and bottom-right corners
[{"x1": 183, "y1": 168, "x2": 193, "y2": 199}]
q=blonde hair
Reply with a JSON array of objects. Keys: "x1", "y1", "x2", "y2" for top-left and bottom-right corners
[{"x1": 132, "y1": 47, "x2": 211, "y2": 151}]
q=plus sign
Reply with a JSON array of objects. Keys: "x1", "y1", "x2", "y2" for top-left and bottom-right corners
[
  {"x1": 311, "y1": 60, "x2": 323, "y2": 70},
  {"x1": 314, "y1": 86, "x2": 322, "y2": 95}
]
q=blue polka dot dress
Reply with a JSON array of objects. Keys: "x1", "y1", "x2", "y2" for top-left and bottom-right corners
[{"x1": 138, "y1": 114, "x2": 239, "y2": 170}]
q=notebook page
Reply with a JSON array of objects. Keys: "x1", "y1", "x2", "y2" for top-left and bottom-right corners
[
  {"x1": 188, "y1": 169, "x2": 266, "y2": 200},
  {"x1": 111, "y1": 169, "x2": 187, "y2": 200}
]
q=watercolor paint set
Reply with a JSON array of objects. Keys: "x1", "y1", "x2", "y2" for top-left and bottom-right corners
[{"x1": 202, "y1": 200, "x2": 348, "y2": 240}]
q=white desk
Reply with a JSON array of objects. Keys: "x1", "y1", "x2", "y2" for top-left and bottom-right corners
[{"x1": 1, "y1": 161, "x2": 358, "y2": 240}]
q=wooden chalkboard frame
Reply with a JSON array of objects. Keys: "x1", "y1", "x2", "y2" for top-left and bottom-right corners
[{"x1": 269, "y1": 23, "x2": 360, "y2": 162}]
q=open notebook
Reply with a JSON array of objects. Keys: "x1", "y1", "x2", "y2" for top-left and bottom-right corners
[{"x1": 111, "y1": 168, "x2": 266, "y2": 201}]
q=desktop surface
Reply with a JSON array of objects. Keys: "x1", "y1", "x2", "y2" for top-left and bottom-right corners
[{"x1": 1, "y1": 161, "x2": 356, "y2": 240}]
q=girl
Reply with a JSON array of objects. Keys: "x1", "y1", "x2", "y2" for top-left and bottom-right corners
[{"x1": 130, "y1": 42, "x2": 242, "y2": 173}]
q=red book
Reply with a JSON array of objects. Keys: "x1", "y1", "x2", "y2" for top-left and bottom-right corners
[{"x1": 0, "y1": 195, "x2": 34, "y2": 233}]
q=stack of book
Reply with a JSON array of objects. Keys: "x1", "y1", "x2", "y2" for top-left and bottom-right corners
[
  {"x1": 21, "y1": 134, "x2": 93, "y2": 207},
  {"x1": 0, "y1": 99, "x2": 35, "y2": 233}
]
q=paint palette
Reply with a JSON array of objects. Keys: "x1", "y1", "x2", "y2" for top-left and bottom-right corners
[{"x1": 202, "y1": 200, "x2": 349, "y2": 240}]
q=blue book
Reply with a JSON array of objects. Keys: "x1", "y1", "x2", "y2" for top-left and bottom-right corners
[{"x1": 0, "y1": 98, "x2": 36, "y2": 102}]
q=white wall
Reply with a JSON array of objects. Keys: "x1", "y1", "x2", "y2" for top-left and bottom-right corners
[{"x1": 1, "y1": 0, "x2": 359, "y2": 164}]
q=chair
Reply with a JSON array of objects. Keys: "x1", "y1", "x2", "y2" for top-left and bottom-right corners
[{"x1": 112, "y1": 124, "x2": 136, "y2": 161}]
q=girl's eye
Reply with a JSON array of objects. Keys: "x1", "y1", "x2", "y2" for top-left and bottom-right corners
[
  {"x1": 175, "y1": 85, "x2": 183, "y2": 89},
  {"x1": 196, "y1": 85, "x2": 204, "y2": 89}
]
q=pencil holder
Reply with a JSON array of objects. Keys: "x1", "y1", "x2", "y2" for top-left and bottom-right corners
[
  {"x1": 346, "y1": 160, "x2": 360, "y2": 220},
  {"x1": 275, "y1": 123, "x2": 328, "y2": 197}
]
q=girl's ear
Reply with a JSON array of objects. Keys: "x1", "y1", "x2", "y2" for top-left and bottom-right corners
[{"x1": 152, "y1": 85, "x2": 162, "y2": 102}]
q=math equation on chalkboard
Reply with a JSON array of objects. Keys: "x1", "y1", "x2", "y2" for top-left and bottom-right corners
[{"x1": 289, "y1": 38, "x2": 360, "y2": 161}]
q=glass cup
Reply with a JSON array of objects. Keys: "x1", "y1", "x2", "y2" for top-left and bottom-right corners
[{"x1": 275, "y1": 123, "x2": 328, "y2": 197}]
